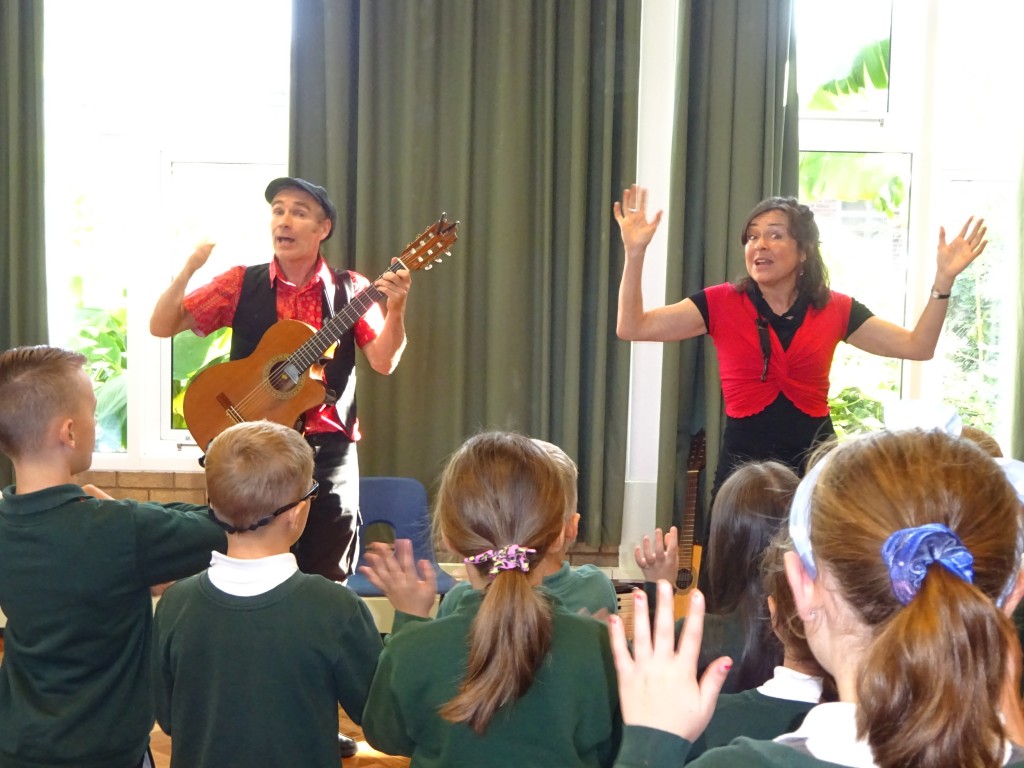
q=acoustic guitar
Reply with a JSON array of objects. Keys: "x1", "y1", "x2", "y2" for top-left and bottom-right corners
[
  {"x1": 183, "y1": 214, "x2": 458, "y2": 449},
  {"x1": 675, "y1": 429, "x2": 705, "y2": 598}
]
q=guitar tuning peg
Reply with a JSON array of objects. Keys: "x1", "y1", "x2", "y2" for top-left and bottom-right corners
[
  {"x1": 435, "y1": 257, "x2": 442, "y2": 264},
  {"x1": 424, "y1": 264, "x2": 433, "y2": 270},
  {"x1": 444, "y1": 251, "x2": 451, "y2": 258}
]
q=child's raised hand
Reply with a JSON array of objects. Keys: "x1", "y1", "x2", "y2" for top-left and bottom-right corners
[
  {"x1": 608, "y1": 582, "x2": 731, "y2": 743},
  {"x1": 360, "y1": 539, "x2": 437, "y2": 618},
  {"x1": 634, "y1": 526, "x2": 678, "y2": 583}
]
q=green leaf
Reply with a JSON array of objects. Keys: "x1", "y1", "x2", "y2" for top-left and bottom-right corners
[
  {"x1": 172, "y1": 328, "x2": 232, "y2": 380},
  {"x1": 94, "y1": 374, "x2": 128, "y2": 452}
]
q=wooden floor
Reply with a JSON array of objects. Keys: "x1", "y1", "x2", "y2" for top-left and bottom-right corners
[{"x1": 0, "y1": 634, "x2": 408, "y2": 768}]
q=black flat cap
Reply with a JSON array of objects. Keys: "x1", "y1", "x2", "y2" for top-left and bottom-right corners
[{"x1": 264, "y1": 177, "x2": 337, "y2": 240}]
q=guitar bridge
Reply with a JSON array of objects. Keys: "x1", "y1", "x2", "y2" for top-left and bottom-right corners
[{"x1": 216, "y1": 393, "x2": 244, "y2": 424}]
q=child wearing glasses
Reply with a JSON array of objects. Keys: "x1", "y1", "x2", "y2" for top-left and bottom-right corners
[
  {"x1": 0, "y1": 346, "x2": 227, "y2": 768},
  {"x1": 151, "y1": 420, "x2": 383, "y2": 768}
]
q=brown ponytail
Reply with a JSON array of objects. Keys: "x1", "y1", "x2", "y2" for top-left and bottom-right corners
[
  {"x1": 811, "y1": 430, "x2": 1021, "y2": 768},
  {"x1": 434, "y1": 432, "x2": 567, "y2": 733},
  {"x1": 858, "y1": 571, "x2": 1012, "y2": 767}
]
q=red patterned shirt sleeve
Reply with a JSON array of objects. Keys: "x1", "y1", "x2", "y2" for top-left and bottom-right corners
[
  {"x1": 348, "y1": 271, "x2": 384, "y2": 348},
  {"x1": 182, "y1": 267, "x2": 246, "y2": 337}
]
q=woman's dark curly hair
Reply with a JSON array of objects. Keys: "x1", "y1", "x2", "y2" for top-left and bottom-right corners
[{"x1": 734, "y1": 197, "x2": 831, "y2": 309}]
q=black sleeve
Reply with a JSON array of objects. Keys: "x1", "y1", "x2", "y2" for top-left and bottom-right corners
[
  {"x1": 689, "y1": 289, "x2": 710, "y2": 329},
  {"x1": 846, "y1": 297, "x2": 874, "y2": 338}
]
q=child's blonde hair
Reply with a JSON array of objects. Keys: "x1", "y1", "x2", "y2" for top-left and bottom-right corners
[
  {"x1": 434, "y1": 431, "x2": 566, "y2": 733},
  {"x1": 203, "y1": 421, "x2": 314, "y2": 530},
  {"x1": 530, "y1": 438, "x2": 578, "y2": 522},
  {"x1": 0, "y1": 346, "x2": 87, "y2": 459}
]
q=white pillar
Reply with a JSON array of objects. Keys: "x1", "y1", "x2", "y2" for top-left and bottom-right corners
[{"x1": 618, "y1": 0, "x2": 680, "y2": 575}]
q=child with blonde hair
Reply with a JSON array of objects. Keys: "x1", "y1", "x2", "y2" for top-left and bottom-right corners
[
  {"x1": 362, "y1": 431, "x2": 620, "y2": 765},
  {"x1": 151, "y1": 420, "x2": 382, "y2": 768}
]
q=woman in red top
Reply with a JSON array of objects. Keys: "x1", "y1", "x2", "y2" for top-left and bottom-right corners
[{"x1": 614, "y1": 184, "x2": 988, "y2": 495}]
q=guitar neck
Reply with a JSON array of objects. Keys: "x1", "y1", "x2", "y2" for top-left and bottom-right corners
[
  {"x1": 287, "y1": 263, "x2": 401, "y2": 372},
  {"x1": 678, "y1": 468, "x2": 698, "y2": 571}
]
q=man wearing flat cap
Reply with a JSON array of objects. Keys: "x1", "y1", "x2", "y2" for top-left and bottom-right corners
[{"x1": 151, "y1": 177, "x2": 411, "y2": 586}]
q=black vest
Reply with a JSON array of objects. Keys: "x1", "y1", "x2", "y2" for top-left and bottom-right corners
[{"x1": 230, "y1": 263, "x2": 358, "y2": 437}]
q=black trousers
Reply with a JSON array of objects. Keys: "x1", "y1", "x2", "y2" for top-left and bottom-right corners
[
  {"x1": 697, "y1": 409, "x2": 834, "y2": 610},
  {"x1": 294, "y1": 432, "x2": 360, "y2": 582}
]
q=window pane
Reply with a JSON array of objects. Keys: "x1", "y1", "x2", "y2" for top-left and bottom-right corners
[
  {"x1": 44, "y1": 0, "x2": 291, "y2": 455},
  {"x1": 166, "y1": 160, "x2": 289, "y2": 433},
  {"x1": 796, "y1": 0, "x2": 893, "y2": 114},
  {"x1": 931, "y1": 178, "x2": 1015, "y2": 442},
  {"x1": 45, "y1": 135, "x2": 146, "y2": 454},
  {"x1": 799, "y1": 151, "x2": 912, "y2": 437}
]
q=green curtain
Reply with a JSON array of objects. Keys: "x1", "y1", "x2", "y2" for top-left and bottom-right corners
[
  {"x1": 289, "y1": 0, "x2": 641, "y2": 546},
  {"x1": 1, "y1": 1, "x2": 48, "y2": 488},
  {"x1": 656, "y1": 0, "x2": 799, "y2": 537}
]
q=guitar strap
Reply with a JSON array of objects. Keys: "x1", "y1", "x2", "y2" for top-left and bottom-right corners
[{"x1": 320, "y1": 270, "x2": 353, "y2": 407}]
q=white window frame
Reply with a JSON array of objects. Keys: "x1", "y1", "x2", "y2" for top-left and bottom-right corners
[
  {"x1": 43, "y1": 0, "x2": 292, "y2": 472},
  {"x1": 800, "y1": 0, "x2": 1021, "y2": 450}
]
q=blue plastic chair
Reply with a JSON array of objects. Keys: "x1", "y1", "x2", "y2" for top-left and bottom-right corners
[{"x1": 345, "y1": 476, "x2": 457, "y2": 597}]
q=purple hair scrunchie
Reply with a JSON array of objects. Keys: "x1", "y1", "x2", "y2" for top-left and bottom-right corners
[
  {"x1": 881, "y1": 523, "x2": 974, "y2": 605},
  {"x1": 464, "y1": 544, "x2": 537, "y2": 576}
]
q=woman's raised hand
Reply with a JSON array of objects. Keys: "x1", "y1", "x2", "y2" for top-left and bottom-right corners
[
  {"x1": 613, "y1": 184, "x2": 664, "y2": 257},
  {"x1": 935, "y1": 216, "x2": 987, "y2": 288}
]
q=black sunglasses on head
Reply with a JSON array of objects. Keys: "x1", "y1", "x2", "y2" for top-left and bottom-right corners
[{"x1": 207, "y1": 480, "x2": 319, "y2": 534}]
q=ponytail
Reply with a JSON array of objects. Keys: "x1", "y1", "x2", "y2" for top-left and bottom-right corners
[
  {"x1": 808, "y1": 431, "x2": 1022, "y2": 767},
  {"x1": 859, "y1": 570, "x2": 1009, "y2": 768},
  {"x1": 433, "y1": 432, "x2": 567, "y2": 734},
  {"x1": 440, "y1": 570, "x2": 553, "y2": 732}
]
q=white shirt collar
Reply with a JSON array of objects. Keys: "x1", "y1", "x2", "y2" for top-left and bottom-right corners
[
  {"x1": 777, "y1": 701, "x2": 1020, "y2": 767},
  {"x1": 207, "y1": 551, "x2": 299, "y2": 597},
  {"x1": 757, "y1": 665, "x2": 823, "y2": 703},
  {"x1": 775, "y1": 702, "x2": 874, "y2": 768}
]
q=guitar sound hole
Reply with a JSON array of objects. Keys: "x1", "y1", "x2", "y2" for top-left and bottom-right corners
[
  {"x1": 675, "y1": 568, "x2": 693, "y2": 591},
  {"x1": 268, "y1": 361, "x2": 302, "y2": 393}
]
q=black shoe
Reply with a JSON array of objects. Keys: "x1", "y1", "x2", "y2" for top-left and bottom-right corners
[{"x1": 338, "y1": 732, "x2": 358, "y2": 759}]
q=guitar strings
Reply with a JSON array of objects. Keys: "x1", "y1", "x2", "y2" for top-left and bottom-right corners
[
  {"x1": 208, "y1": 228, "x2": 451, "y2": 424},
  {"x1": 222, "y1": 272, "x2": 393, "y2": 420}
]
